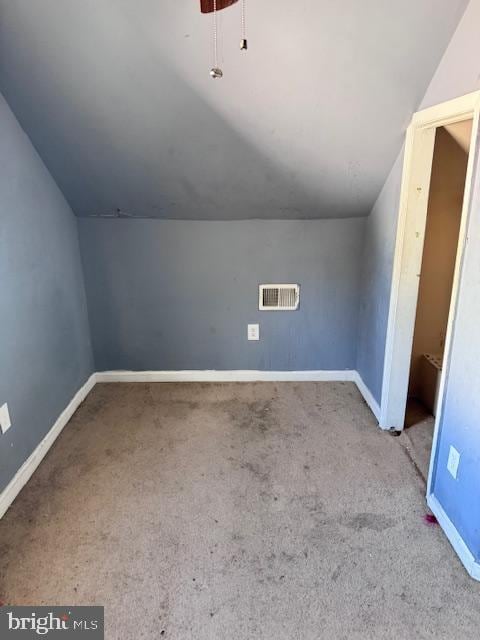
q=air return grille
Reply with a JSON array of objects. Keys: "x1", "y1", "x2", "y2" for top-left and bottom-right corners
[{"x1": 259, "y1": 284, "x2": 300, "y2": 311}]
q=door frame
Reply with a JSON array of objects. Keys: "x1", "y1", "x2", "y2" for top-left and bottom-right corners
[{"x1": 380, "y1": 91, "x2": 480, "y2": 437}]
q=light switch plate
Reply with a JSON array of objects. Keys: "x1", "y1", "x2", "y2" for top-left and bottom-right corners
[
  {"x1": 248, "y1": 324, "x2": 260, "y2": 341},
  {"x1": 447, "y1": 445, "x2": 460, "y2": 479},
  {"x1": 0, "y1": 403, "x2": 11, "y2": 434}
]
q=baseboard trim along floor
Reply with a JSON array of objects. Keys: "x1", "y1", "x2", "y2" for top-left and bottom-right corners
[
  {"x1": 0, "y1": 369, "x2": 380, "y2": 519},
  {"x1": 2, "y1": 369, "x2": 477, "y2": 582},
  {"x1": 0, "y1": 373, "x2": 97, "y2": 520},
  {"x1": 95, "y1": 369, "x2": 381, "y2": 420},
  {"x1": 427, "y1": 493, "x2": 480, "y2": 582}
]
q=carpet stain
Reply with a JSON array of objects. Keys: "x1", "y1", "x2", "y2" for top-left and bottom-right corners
[
  {"x1": 342, "y1": 512, "x2": 396, "y2": 532},
  {"x1": 0, "y1": 382, "x2": 477, "y2": 640},
  {"x1": 220, "y1": 399, "x2": 274, "y2": 434}
]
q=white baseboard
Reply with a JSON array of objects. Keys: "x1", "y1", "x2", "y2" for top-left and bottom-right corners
[
  {"x1": 96, "y1": 370, "x2": 382, "y2": 423},
  {"x1": 95, "y1": 369, "x2": 357, "y2": 383},
  {"x1": 0, "y1": 368, "x2": 377, "y2": 520},
  {"x1": 0, "y1": 373, "x2": 97, "y2": 520},
  {"x1": 427, "y1": 493, "x2": 480, "y2": 582},
  {"x1": 2, "y1": 369, "x2": 477, "y2": 583},
  {"x1": 96, "y1": 370, "x2": 381, "y2": 424},
  {"x1": 352, "y1": 372, "x2": 381, "y2": 423}
]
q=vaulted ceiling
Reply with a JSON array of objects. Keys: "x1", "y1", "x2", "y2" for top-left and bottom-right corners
[{"x1": 0, "y1": 0, "x2": 468, "y2": 219}]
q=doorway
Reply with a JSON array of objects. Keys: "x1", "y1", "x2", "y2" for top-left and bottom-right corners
[
  {"x1": 404, "y1": 120, "x2": 472, "y2": 477},
  {"x1": 380, "y1": 91, "x2": 480, "y2": 454}
]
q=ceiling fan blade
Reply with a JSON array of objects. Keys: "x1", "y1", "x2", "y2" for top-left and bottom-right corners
[{"x1": 200, "y1": 0, "x2": 239, "y2": 14}]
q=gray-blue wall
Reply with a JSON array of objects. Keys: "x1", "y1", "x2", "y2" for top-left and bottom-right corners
[
  {"x1": 431, "y1": 151, "x2": 480, "y2": 559},
  {"x1": 2, "y1": 0, "x2": 479, "y2": 575},
  {"x1": 79, "y1": 218, "x2": 365, "y2": 372},
  {"x1": 356, "y1": 0, "x2": 480, "y2": 565},
  {"x1": 356, "y1": 152, "x2": 404, "y2": 402},
  {"x1": 357, "y1": 0, "x2": 480, "y2": 408},
  {"x1": 0, "y1": 92, "x2": 93, "y2": 492}
]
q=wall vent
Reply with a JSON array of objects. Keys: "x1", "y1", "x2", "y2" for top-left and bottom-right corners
[{"x1": 259, "y1": 284, "x2": 300, "y2": 311}]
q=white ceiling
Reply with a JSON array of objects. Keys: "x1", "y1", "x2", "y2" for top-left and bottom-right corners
[{"x1": 0, "y1": 0, "x2": 469, "y2": 219}]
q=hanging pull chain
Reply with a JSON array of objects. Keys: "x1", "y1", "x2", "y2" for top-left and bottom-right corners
[
  {"x1": 240, "y1": 0, "x2": 248, "y2": 50},
  {"x1": 210, "y1": 0, "x2": 223, "y2": 78}
]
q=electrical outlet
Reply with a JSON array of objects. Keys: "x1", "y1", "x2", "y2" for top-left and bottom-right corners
[
  {"x1": 248, "y1": 324, "x2": 260, "y2": 341},
  {"x1": 447, "y1": 445, "x2": 460, "y2": 479},
  {"x1": 0, "y1": 403, "x2": 11, "y2": 434}
]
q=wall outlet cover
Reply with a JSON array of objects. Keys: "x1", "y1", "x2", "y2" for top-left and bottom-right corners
[
  {"x1": 447, "y1": 445, "x2": 460, "y2": 479},
  {"x1": 248, "y1": 324, "x2": 260, "y2": 341},
  {"x1": 0, "y1": 403, "x2": 11, "y2": 434}
]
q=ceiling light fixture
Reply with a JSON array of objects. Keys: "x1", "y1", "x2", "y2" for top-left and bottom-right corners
[
  {"x1": 200, "y1": 0, "x2": 248, "y2": 79},
  {"x1": 240, "y1": 0, "x2": 247, "y2": 51},
  {"x1": 210, "y1": 0, "x2": 223, "y2": 78}
]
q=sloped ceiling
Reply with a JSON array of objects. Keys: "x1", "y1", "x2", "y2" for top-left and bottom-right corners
[{"x1": 0, "y1": 0, "x2": 468, "y2": 219}]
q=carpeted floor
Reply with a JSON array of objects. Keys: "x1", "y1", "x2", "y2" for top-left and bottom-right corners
[
  {"x1": 0, "y1": 382, "x2": 478, "y2": 639},
  {"x1": 402, "y1": 398, "x2": 436, "y2": 481}
]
